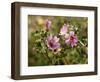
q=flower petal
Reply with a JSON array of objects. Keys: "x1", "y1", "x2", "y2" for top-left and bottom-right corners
[
  {"x1": 45, "y1": 19, "x2": 51, "y2": 30},
  {"x1": 70, "y1": 31, "x2": 75, "y2": 36},
  {"x1": 60, "y1": 24, "x2": 68, "y2": 35},
  {"x1": 54, "y1": 36, "x2": 59, "y2": 42}
]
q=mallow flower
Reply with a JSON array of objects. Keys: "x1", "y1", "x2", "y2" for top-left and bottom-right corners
[
  {"x1": 46, "y1": 35, "x2": 60, "y2": 50},
  {"x1": 45, "y1": 19, "x2": 52, "y2": 31},
  {"x1": 65, "y1": 31, "x2": 78, "y2": 47},
  {"x1": 59, "y1": 24, "x2": 68, "y2": 36}
]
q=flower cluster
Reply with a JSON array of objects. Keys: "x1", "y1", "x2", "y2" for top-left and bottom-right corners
[
  {"x1": 45, "y1": 19, "x2": 78, "y2": 52},
  {"x1": 29, "y1": 17, "x2": 88, "y2": 66}
]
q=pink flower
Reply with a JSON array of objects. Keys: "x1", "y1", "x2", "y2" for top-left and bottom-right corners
[
  {"x1": 65, "y1": 31, "x2": 78, "y2": 47},
  {"x1": 59, "y1": 24, "x2": 68, "y2": 36},
  {"x1": 46, "y1": 35, "x2": 60, "y2": 50},
  {"x1": 45, "y1": 19, "x2": 51, "y2": 31}
]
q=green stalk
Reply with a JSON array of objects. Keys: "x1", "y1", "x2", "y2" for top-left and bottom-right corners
[{"x1": 79, "y1": 40, "x2": 85, "y2": 46}]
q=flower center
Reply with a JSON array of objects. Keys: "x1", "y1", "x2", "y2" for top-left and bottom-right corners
[
  {"x1": 49, "y1": 41, "x2": 54, "y2": 47},
  {"x1": 70, "y1": 36, "x2": 74, "y2": 41}
]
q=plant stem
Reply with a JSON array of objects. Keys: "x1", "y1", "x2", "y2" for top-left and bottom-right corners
[
  {"x1": 45, "y1": 49, "x2": 52, "y2": 64},
  {"x1": 42, "y1": 37, "x2": 52, "y2": 64},
  {"x1": 79, "y1": 40, "x2": 85, "y2": 46}
]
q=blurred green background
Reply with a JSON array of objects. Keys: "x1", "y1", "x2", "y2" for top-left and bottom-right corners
[{"x1": 28, "y1": 15, "x2": 88, "y2": 66}]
